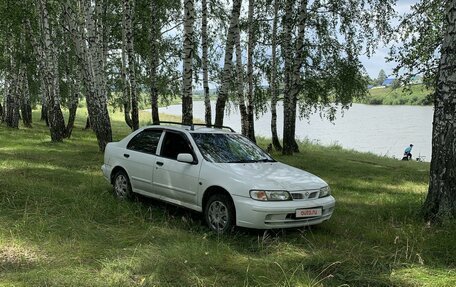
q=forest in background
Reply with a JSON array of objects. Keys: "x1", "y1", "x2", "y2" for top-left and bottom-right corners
[{"x1": 0, "y1": 0, "x2": 395, "y2": 153}]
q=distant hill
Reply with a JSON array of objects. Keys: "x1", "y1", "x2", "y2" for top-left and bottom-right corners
[{"x1": 358, "y1": 84, "x2": 433, "y2": 106}]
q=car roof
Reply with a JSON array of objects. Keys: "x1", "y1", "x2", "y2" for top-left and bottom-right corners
[{"x1": 143, "y1": 123, "x2": 236, "y2": 134}]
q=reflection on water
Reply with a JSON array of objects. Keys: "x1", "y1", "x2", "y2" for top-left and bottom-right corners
[{"x1": 158, "y1": 102, "x2": 433, "y2": 161}]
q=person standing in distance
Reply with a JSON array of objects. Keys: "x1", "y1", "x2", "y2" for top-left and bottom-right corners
[{"x1": 403, "y1": 144, "x2": 413, "y2": 160}]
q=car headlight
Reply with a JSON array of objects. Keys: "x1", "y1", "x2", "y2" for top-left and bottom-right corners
[
  {"x1": 250, "y1": 190, "x2": 292, "y2": 201},
  {"x1": 319, "y1": 186, "x2": 331, "y2": 198}
]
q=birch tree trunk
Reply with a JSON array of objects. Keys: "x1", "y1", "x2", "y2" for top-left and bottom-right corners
[
  {"x1": 282, "y1": 0, "x2": 307, "y2": 155},
  {"x1": 182, "y1": 0, "x2": 194, "y2": 125},
  {"x1": 20, "y1": 67, "x2": 32, "y2": 128},
  {"x1": 214, "y1": 0, "x2": 242, "y2": 127},
  {"x1": 235, "y1": 24, "x2": 248, "y2": 135},
  {"x1": 65, "y1": 69, "x2": 80, "y2": 138},
  {"x1": 150, "y1": 0, "x2": 160, "y2": 125},
  {"x1": 5, "y1": 55, "x2": 20, "y2": 129},
  {"x1": 122, "y1": 2, "x2": 133, "y2": 129},
  {"x1": 246, "y1": 0, "x2": 256, "y2": 142},
  {"x1": 270, "y1": 0, "x2": 282, "y2": 151},
  {"x1": 202, "y1": 0, "x2": 211, "y2": 126},
  {"x1": 124, "y1": 0, "x2": 139, "y2": 130},
  {"x1": 0, "y1": 84, "x2": 4, "y2": 122},
  {"x1": 423, "y1": 0, "x2": 456, "y2": 222},
  {"x1": 38, "y1": 0, "x2": 67, "y2": 141},
  {"x1": 40, "y1": 88, "x2": 48, "y2": 125},
  {"x1": 282, "y1": 0, "x2": 294, "y2": 155},
  {"x1": 65, "y1": 0, "x2": 112, "y2": 151}
]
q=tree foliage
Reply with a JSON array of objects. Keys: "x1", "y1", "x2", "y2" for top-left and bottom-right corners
[
  {"x1": 388, "y1": 0, "x2": 444, "y2": 88},
  {"x1": 0, "y1": 0, "x2": 395, "y2": 155}
]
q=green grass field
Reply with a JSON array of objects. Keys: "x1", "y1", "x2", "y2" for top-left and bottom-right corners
[
  {"x1": 0, "y1": 109, "x2": 455, "y2": 286},
  {"x1": 358, "y1": 84, "x2": 434, "y2": 106}
]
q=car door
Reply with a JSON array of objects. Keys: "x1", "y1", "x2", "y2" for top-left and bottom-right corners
[
  {"x1": 153, "y1": 131, "x2": 201, "y2": 208},
  {"x1": 123, "y1": 129, "x2": 163, "y2": 195}
]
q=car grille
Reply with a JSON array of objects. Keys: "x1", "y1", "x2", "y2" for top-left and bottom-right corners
[{"x1": 291, "y1": 190, "x2": 319, "y2": 200}]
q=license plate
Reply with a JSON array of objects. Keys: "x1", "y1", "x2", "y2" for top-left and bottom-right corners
[{"x1": 296, "y1": 208, "x2": 322, "y2": 218}]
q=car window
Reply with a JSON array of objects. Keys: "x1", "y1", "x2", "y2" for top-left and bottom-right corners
[
  {"x1": 160, "y1": 132, "x2": 193, "y2": 160},
  {"x1": 127, "y1": 129, "x2": 162, "y2": 154},
  {"x1": 191, "y1": 133, "x2": 275, "y2": 163}
]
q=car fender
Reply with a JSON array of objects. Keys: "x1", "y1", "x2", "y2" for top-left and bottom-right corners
[{"x1": 197, "y1": 161, "x2": 251, "y2": 206}]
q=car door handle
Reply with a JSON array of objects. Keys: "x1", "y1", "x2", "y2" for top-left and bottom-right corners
[
  {"x1": 156, "y1": 161, "x2": 164, "y2": 166},
  {"x1": 123, "y1": 154, "x2": 130, "y2": 158}
]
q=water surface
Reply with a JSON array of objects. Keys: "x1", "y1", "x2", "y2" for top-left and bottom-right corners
[{"x1": 159, "y1": 102, "x2": 433, "y2": 161}]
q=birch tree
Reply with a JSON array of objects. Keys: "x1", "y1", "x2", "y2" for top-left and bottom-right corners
[
  {"x1": 149, "y1": 0, "x2": 160, "y2": 125},
  {"x1": 62, "y1": 51, "x2": 80, "y2": 138},
  {"x1": 423, "y1": 0, "x2": 456, "y2": 222},
  {"x1": 269, "y1": 0, "x2": 281, "y2": 151},
  {"x1": 235, "y1": 20, "x2": 248, "y2": 135},
  {"x1": 64, "y1": 0, "x2": 112, "y2": 151},
  {"x1": 123, "y1": 0, "x2": 139, "y2": 130},
  {"x1": 281, "y1": 0, "x2": 393, "y2": 155},
  {"x1": 201, "y1": 0, "x2": 211, "y2": 126},
  {"x1": 121, "y1": 1, "x2": 133, "y2": 129},
  {"x1": 282, "y1": 0, "x2": 305, "y2": 154},
  {"x1": 182, "y1": 0, "x2": 194, "y2": 125},
  {"x1": 214, "y1": 0, "x2": 242, "y2": 127},
  {"x1": 4, "y1": 54, "x2": 20, "y2": 129},
  {"x1": 19, "y1": 66, "x2": 32, "y2": 128},
  {"x1": 131, "y1": 0, "x2": 182, "y2": 126},
  {"x1": 245, "y1": 0, "x2": 255, "y2": 142},
  {"x1": 36, "y1": 0, "x2": 67, "y2": 141}
]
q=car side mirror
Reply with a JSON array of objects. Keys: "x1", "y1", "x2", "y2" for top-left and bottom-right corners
[{"x1": 177, "y1": 153, "x2": 194, "y2": 164}]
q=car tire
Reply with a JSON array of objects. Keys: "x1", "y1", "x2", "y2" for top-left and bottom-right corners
[
  {"x1": 204, "y1": 193, "x2": 235, "y2": 234},
  {"x1": 113, "y1": 170, "x2": 133, "y2": 200}
]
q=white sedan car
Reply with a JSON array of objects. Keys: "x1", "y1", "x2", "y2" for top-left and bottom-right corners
[{"x1": 102, "y1": 123, "x2": 335, "y2": 233}]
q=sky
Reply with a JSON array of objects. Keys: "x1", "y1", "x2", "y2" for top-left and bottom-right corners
[{"x1": 361, "y1": 0, "x2": 417, "y2": 79}]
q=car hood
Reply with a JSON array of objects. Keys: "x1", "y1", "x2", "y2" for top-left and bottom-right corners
[{"x1": 213, "y1": 162, "x2": 327, "y2": 191}]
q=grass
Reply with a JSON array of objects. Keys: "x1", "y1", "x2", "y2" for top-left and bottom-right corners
[
  {"x1": 1, "y1": 109, "x2": 455, "y2": 286},
  {"x1": 358, "y1": 84, "x2": 434, "y2": 105}
]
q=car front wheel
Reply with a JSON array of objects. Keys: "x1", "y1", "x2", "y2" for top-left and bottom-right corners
[
  {"x1": 113, "y1": 170, "x2": 133, "y2": 200},
  {"x1": 204, "y1": 193, "x2": 235, "y2": 234}
]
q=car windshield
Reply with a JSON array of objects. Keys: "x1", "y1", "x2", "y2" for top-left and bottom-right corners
[{"x1": 191, "y1": 133, "x2": 275, "y2": 163}]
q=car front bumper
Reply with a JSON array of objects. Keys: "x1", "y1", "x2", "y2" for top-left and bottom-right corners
[{"x1": 233, "y1": 195, "x2": 335, "y2": 229}]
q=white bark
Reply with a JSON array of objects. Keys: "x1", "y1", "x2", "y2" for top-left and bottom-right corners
[
  {"x1": 246, "y1": 0, "x2": 255, "y2": 142},
  {"x1": 182, "y1": 0, "x2": 195, "y2": 125},
  {"x1": 65, "y1": 0, "x2": 112, "y2": 151},
  {"x1": 235, "y1": 24, "x2": 248, "y2": 135},
  {"x1": 124, "y1": 0, "x2": 139, "y2": 130},
  {"x1": 150, "y1": 0, "x2": 160, "y2": 125},
  {"x1": 214, "y1": 0, "x2": 242, "y2": 127},
  {"x1": 270, "y1": 0, "x2": 282, "y2": 151},
  {"x1": 37, "y1": 0, "x2": 66, "y2": 140},
  {"x1": 202, "y1": 0, "x2": 211, "y2": 126},
  {"x1": 424, "y1": 0, "x2": 456, "y2": 221}
]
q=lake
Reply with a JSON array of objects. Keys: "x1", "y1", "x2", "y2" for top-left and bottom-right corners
[{"x1": 158, "y1": 102, "x2": 433, "y2": 161}]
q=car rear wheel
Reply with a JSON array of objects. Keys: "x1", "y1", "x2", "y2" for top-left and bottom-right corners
[
  {"x1": 205, "y1": 193, "x2": 235, "y2": 234},
  {"x1": 113, "y1": 170, "x2": 133, "y2": 200}
]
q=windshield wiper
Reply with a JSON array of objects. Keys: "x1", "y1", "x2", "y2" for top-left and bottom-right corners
[
  {"x1": 227, "y1": 159, "x2": 258, "y2": 163},
  {"x1": 227, "y1": 158, "x2": 275, "y2": 163},
  {"x1": 257, "y1": 158, "x2": 276, "y2": 162}
]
